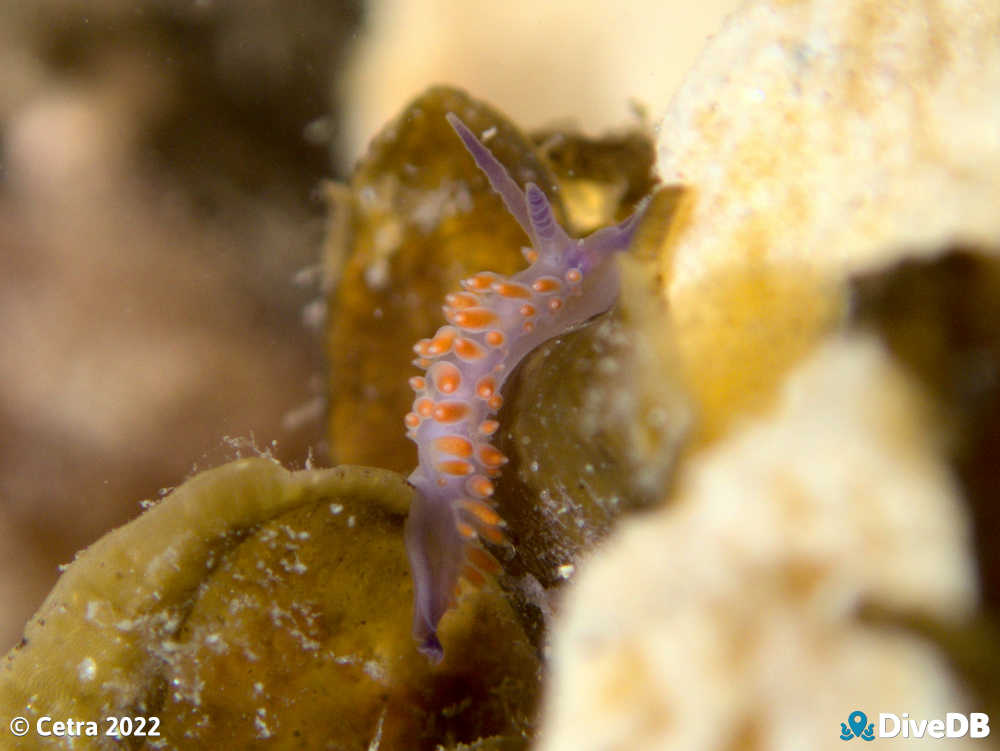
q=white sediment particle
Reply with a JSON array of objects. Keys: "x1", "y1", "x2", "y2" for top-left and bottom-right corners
[
  {"x1": 530, "y1": 461, "x2": 540, "y2": 472},
  {"x1": 293, "y1": 262, "x2": 323, "y2": 287},
  {"x1": 159, "y1": 640, "x2": 181, "y2": 654},
  {"x1": 409, "y1": 183, "x2": 472, "y2": 233},
  {"x1": 254, "y1": 708, "x2": 272, "y2": 739},
  {"x1": 77, "y1": 657, "x2": 96, "y2": 682},
  {"x1": 171, "y1": 673, "x2": 205, "y2": 708},
  {"x1": 363, "y1": 660, "x2": 387, "y2": 682},
  {"x1": 596, "y1": 357, "x2": 619, "y2": 375},
  {"x1": 368, "y1": 707, "x2": 387, "y2": 751},
  {"x1": 557, "y1": 564, "x2": 576, "y2": 580},
  {"x1": 454, "y1": 183, "x2": 472, "y2": 212},
  {"x1": 347, "y1": 515, "x2": 357, "y2": 528},
  {"x1": 301, "y1": 298, "x2": 326, "y2": 329},
  {"x1": 358, "y1": 185, "x2": 376, "y2": 207},
  {"x1": 292, "y1": 630, "x2": 320, "y2": 651},
  {"x1": 364, "y1": 257, "x2": 391, "y2": 290},
  {"x1": 373, "y1": 219, "x2": 402, "y2": 254},
  {"x1": 259, "y1": 528, "x2": 278, "y2": 543},
  {"x1": 280, "y1": 556, "x2": 308, "y2": 575},
  {"x1": 330, "y1": 503, "x2": 344, "y2": 515},
  {"x1": 268, "y1": 604, "x2": 285, "y2": 627}
]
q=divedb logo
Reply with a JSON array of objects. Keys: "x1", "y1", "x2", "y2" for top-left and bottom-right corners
[{"x1": 840, "y1": 709, "x2": 991, "y2": 741}]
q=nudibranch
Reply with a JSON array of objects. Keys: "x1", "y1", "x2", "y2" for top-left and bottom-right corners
[{"x1": 404, "y1": 113, "x2": 649, "y2": 660}]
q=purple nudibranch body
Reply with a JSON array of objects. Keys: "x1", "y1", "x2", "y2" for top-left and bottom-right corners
[{"x1": 404, "y1": 113, "x2": 648, "y2": 661}]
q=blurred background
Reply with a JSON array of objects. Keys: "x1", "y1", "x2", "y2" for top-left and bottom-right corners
[{"x1": 0, "y1": 0, "x2": 739, "y2": 651}]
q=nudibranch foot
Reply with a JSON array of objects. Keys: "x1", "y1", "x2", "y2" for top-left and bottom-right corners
[{"x1": 404, "y1": 113, "x2": 650, "y2": 660}]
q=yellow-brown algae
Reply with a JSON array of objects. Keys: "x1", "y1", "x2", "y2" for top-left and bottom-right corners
[{"x1": 1, "y1": 459, "x2": 539, "y2": 749}]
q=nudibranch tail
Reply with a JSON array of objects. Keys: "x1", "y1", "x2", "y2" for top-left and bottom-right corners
[
  {"x1": 404, "y1": 484, "x2": 465, "y2": 660},
  {"x1": 404, "y1": 113, "x2": 650, "y2": 660}
]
